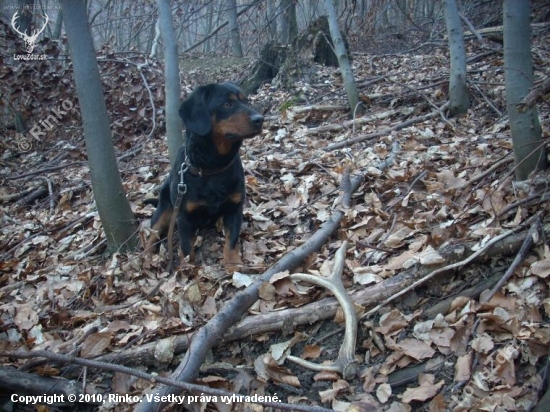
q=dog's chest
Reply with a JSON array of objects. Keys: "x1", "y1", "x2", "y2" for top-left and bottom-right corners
[{"x1": 181, "y1": 173, "x2": 242, "y2": 217}]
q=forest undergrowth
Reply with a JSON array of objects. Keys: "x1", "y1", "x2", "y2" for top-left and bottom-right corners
[{"x1": 1, "y1": 20, "x2": 550, "y2": 411}]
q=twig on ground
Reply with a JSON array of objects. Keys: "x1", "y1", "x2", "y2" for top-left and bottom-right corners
[
  {"x1": 362, "y1": 215, "x2": 536, "y2": 320},
  {"x1": 134, "y1": 174, "x2": 364, "y2": 412},
  {"x1": 325, "y1": 102, "x2": 449, "y2": 151},
  {"x1": 0, "y1": 350, "x2": 329, "y2": 412},
  {"x1": 480, "y1": 214, "x2": 541, "y2": 304}
]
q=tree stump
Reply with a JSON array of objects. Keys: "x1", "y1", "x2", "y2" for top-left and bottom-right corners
[
  {"x1": 239, "y1": 42, "x2": 288, "y2": 94},
  {"x1": 240, "y1": 16, "x2": 351, "y2": 94}
]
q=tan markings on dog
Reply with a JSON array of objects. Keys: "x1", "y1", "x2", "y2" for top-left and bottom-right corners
[
  {"x1": 211, "y1": 114, "x2": 233, "y2": 155},
  {"x1": 145, "y1": 207, "x2": 172, "y2": 252},
  {"x1": 179, "y1": 235, "x2": 196, "y2": 264},
  {"x1": 223, "y1": 229, "x2": 242, "y2": 273},
  {"x1": 185, "y1": 200, "x2": 206, "y2": 213},
  {"x1": 211, "y1": 111, "x2": 257, "y2": 155},
  {"x1": 228, "y1": 192, "x2": 242, "y2": 204}
]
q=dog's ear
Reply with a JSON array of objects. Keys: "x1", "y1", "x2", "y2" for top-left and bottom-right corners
[{"x1": 179, "y1": 85, "x2": 212, "y2": 136}]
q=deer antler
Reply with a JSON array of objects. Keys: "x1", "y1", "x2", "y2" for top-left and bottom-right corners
[
  {"x1": 11, "y1": 11, "x2": 49, "y2": 53},
  {"x1": 11, "y1": 11, "x2": 26, "y2": 38}
]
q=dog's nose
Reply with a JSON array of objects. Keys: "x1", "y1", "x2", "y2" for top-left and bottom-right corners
[{"x1": 251, "y1": 114, "x2": 264, "y2": 128}]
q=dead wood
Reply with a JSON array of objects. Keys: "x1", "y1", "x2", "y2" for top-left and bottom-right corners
[
  {"x1": 0, "y1": 351, "x2": 329, "y2": 412},
  {"x1": 480, "y1": 215, "x2": 541, "y2": 304},
  {"x1": 66, "y1": 221, "x2": 541, "y2": 377},
  {"x1": 0, "y1": 365, "x2": 82, "y2": 398},
  {"x1": 422, "y1": 273, "x2": 502, "y2": 319},
  {"x1": 15, "y1": 186, "x2": 48, "y2": 206},
  {"x1": 306, "y1": 109, "x2": 398, "y2": 134},
  {"x1": 363, "y1": 217, "x2": 535, "y2": 319},
  {"x1": 325, "y1": 102, "x2": 449, "y2": 151},
  {"x1": 134, "y1": 174, "x2": 364, "y2": 412},
  {"x1": 8, "y1": 161, "x2": 86, "y2": 180},
  {"x1": 228, "y1": 222, "x2": 541, "y2": 339},
  {"x1": 463, "y1": 22, "x2": 550, "y2": 38},
  {"x1": 387, "y1": 355, "x2": 446, "y2": 387},
  {"x1": 517, "y1": 76, "x2": 550, "y2": 113},
  {"x1": 289, "y1": 104, "x2": 348, "y2": 115},
  {"x1": 0, "y1": 185, "x2": 39, "y2": 202}
]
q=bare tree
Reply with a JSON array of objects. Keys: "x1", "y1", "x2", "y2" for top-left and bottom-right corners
[
  {"x1": 503, "y1": 0, "x2": 547, "y2": 180},
  {"x1": 156, "y1": 0, "x2": 183, "y2": 166},
  {"x1": 442, "y1": 0, "x2": 469, "y2": 116},
  {"x1": 323, "y1": 0, "x2": 364, "y2": 116},
  {"x1": 266, "y1": 0, "x2": 277, "y2": 40},
  {"x1": 16, "y1": 0, "x2": 35, "y2": 36},
  {"x1": 279, "y1": 0, "x2": 297, "y2": 43},
  {"x1": 61, "y1": 0, "x2": 138, "y2": 251},
  {"x1": 227, "y1": 0, "x2": 243, "y2": 57}
]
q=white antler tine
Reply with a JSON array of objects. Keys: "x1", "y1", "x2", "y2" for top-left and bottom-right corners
[{"x1": 11, "y1": 11, "x2": 25, "y2": 37}]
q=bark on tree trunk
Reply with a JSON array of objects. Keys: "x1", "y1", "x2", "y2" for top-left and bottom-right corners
[
  {"x1": 503, "y1": 0, "x2": 547, "y2": 180},
  {"x1": 443, "y1": 0, "x2": 470, "y2": 117},
  {"x1": 227, "y1": 0, "x2": 243, "y2": 57},
  {"x1": 156, "y1": 0, "x2": 183, "y2": 166},
  {"x1": 61, "y1": 0, "x2": 138, "y2": 252},
  {"x1": 323, "y1": 0, "x2": 365, "y2": 116}
]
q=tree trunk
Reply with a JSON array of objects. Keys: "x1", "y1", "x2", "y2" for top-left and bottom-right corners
[
  {"x1": 288, "y1": 0, "x2": 298, "y2": 42},
  {"x1": 16, "y1": 0, "x2": 35, "y2": 36},
  {"x1": 503, "y1": 0, "x2": 547, "y2": 180},
  {"x1": 323, "y1": 0, "x2": 365, "y2": 116},
  {"x1": 279, "y1": 0, "x2": 290, "y2": 43},
  {"x1": 156, "y1": 0, "x2": 183, "y2": 166},
  {"x1": 442, "y1": 0, "x2": 469, "y2": 117},
  {"x1": 61, "y1": 0, "x2": 138, "y2": 252},
  {"x1": 227, "y1": 0, "x2": 243, "y2": 57},
  {"x1": 266, "y1": 0, "x2": 277, "y2": 40},
  {"x1": 51, "y1": 9, "x2": 63, "y2": 40}
]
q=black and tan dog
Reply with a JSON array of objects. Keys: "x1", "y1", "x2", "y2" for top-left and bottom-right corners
[{"x1": 146, "y1": 82, "x2": 263, "y2": 270}]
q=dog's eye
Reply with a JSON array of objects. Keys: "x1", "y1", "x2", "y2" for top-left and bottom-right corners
[{"x1": 223, "y1": 101, "x2": 233, "y2": 108}]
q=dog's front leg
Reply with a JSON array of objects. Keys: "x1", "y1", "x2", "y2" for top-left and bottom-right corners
[
  {"x1": 177, "y1": 214, "x2": 196, "y2": 264},
  {"x1": 222, "y1": 202, "x2": 244, "y2": 272}
]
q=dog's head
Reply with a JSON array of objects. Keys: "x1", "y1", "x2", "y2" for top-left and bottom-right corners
[{"x1": 179, "y1": 83, "x2": 263, "y2": 143}]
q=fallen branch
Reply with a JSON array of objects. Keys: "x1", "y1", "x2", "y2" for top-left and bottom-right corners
[
  {"x1": 456, "y1": 154, "x2": 513, "y2": 191},
  {"x1": 289, "y1": 104, "x2": 349, "y2": 115},
  {"x1": 517, "y1": 76, "x2": 550, "y2": 113},
  {"x1": 0, "y1": 350, "x2": 328, "y2": 412},
  {"x1": 307, "y1": 109, "x2": 398, "y2": 135},
  {"x1": 0, "y1": 365, "x2": 81, "y2": 398},
  {"x1": 75, "y1": 222, "x2": 539, "y2": 373},
  {"x1": 325, "y1": 102, "x2": 449, "y2": 151},
  {"x1": 135, "y1": 174, "x2": 364, "y2": 412},
  {"x1": 481, "y1": 214, "x2": 541, "y2": 304},
  {"x1": 0, "y1": 185, "x2": 39, "y2": 202},
  {"x1": 362, "y1": 215, "x2": 537, "y2": 319},
  {"x1": 15, "y1": 186, "x2": 48, "y2": 206},
  {"x1": 7, "y1": 161, "x2": 86, "y2": 180}
]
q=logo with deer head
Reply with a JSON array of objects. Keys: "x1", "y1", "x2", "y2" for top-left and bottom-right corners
[{"x1": 11, "y1": 10, "x2": 49, "y2": 54}]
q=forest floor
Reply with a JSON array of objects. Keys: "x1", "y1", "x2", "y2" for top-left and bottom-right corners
[{"x1": 1, "y1": 20, "x2": 550, "y2": 412}]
